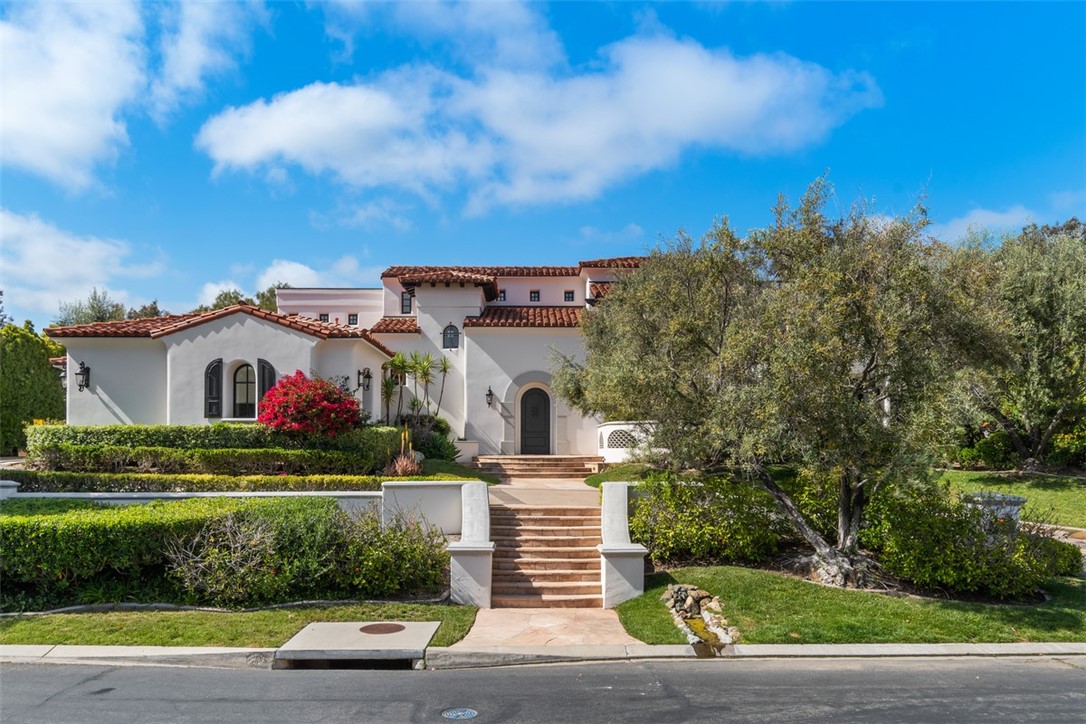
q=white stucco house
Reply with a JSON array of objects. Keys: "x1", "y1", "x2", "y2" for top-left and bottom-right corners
[{"x1": 46, "y1": 257, "x2": 644, "y2": 458}]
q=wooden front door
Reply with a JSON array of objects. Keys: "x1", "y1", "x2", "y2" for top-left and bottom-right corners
[{"x1": 520, "y1": 388, "x2": 550, "y2": 454}]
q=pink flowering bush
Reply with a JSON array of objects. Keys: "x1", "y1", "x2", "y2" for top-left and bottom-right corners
[{"x1": 258, "y1": 371, "x2": 360, "y2": 438}]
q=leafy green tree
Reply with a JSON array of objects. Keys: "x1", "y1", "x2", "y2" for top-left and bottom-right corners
[
  {"x1": 0, "y1": 323, "x2": 65, "y2": 454},
  {"x1": 190, "y1": 289, "x2": 255, "y2": 313},
  {"x1": 255, "y1": 282, "x2": 291, "y2": 312},
  {"x1": 963, "y1": 219, "x2": 1086, "y2": 465},
  {"x1": 554, "y1": 180, "x2": 992, "y2": 586},
  {"x1": 126, "y1": 300, "x2": 169, "y2": 319},
  {"x1": 0, "y1": 290, "x2": 10, "y2": 327},
  {"x1": 54, "y1": 287, "x2": 125, "y2": 326}
]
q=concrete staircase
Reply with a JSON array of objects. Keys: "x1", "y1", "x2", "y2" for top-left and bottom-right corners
[
  {"x1": 474, "y1": 455, "x2": 603, "y2": 480},
  {"x1": 491, "y1": 504, "x2": 603, "y2": 608}
]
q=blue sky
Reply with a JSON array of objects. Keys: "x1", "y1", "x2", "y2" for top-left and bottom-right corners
[{"x1": 2, "y1": 1, "x2": 1084, "y2": 330}]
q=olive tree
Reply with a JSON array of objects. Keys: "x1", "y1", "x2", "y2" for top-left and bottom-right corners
[
  {"x1": 963, "y1": 219, "x2": 1086, "y2": 465},
  {"x1": 555, "y1": 180, "x2": 991, "y2": 586}
]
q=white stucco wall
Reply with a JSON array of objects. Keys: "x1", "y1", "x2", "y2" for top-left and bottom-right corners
[
  {"x1": 314, "y1": 339, "x2": 389, "y2": 421},
  {"x1": 275, "y1": 288, "x2": 384, "y2": 329},
  {"x1": 62, "y1": 339, "x2": 167, "y2": 425},
  {"x1": 463, "y1": 327, "x2": 599, "y2": 455},
  {"x1": 162, "y1": 313, "x2": 318, "y2": 424},
  {"x1": 491, "y1": 277, "x2": 582, "y2": 306}
]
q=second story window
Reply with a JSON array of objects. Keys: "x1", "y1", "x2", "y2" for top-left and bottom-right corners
[
  {"x1": 318, "y1": 313, "x2": 329, "y2": 322},
  {"x1": 401, "y1": 291, "x2": 412, "y2": 314},
  {"x1": 347, "y1": 313, "x2": 358, "y2": 326},
  {"x1": 564, "y1": 290, "x2": 575, "y2": 302},
  {"x1": 498, "y1": 290, "x2": 506, "y2": 302},
  {"x1": 442, "y1": 324, "x2": 460, "y2": 349},
  {"x1": 529, "y1": 290, "x2": 540, "y2": 302}
]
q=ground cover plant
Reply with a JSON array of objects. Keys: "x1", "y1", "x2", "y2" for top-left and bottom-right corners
[
  {"x1": 616, "y1": 567, "x2": 1086, "y2": 645},
  {"x1": 0, "y1": 603, "x2": 476, "y2": 648},
  {"x1": 0, "y1": 497, "x2": 449, "y2": 612}
]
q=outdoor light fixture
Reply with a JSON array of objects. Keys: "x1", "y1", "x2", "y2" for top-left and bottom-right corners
[
  {"x1": 485, "y1": 386, "x2": 494, "y2": 407},
  {"x1": 74, "y1": 361, "x2": 91, "y2": 392},
  {"x1": 358, "y1": 368, "x2": 372, "y2": 392}
]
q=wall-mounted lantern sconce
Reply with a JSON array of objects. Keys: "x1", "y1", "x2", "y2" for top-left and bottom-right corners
[
  {"x1": 74, "y1": 361, "x2": 91, "y2": 392},
  {"x1": 358, "y1": 367, "x2": 372, "y2": 392},
  {"x1": 485, "y1": 385, "x2": 494, "y2": 407}
]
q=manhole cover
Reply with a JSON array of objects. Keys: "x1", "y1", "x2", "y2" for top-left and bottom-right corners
[
  {"x1": 359, "y1": 623, "x2": 406, "y2": 635},
  {"x1": 441, "y1": 708, "x2": 478, "y2": 720}
]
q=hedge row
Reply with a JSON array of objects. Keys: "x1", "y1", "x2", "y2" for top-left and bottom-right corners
[
  {"x1": 0, "y1": 497, "x2": 449, "y2": 609},
  {"x1": 25, "y1": 423, "x2": 401, "y2": 455},
  {"x1": 27, "y1": 444, "x2": 383, "y2": 476},
  {"x1": 3, "y1": 469, "x2": 467, "y2": 493}
]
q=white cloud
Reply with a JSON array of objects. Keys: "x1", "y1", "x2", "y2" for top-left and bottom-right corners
[
  {"x1": 322, "y1": 0, "x2": 564, "y2": 70},
  {"x1": 197, "y1": 279, "x2": 244, "y2": 306},
  {"x1": 196, "y1": 32, "x2": 881, "y2": 213},
  {"x1": 0, "y1": 2, "x2": 145, "y2": 190},
  {"x1": 149, "y1": 1, "x2": 264, "y2": 122},
  {"x1": 928, "y1": 205, "x2": 1035, "y2": 243},
  {"x1": 0, "y1": 209, "x2": 163, "y2": 322},
  {"x1": 254, "y1": 256, "x2": 384, "y2": 290}
]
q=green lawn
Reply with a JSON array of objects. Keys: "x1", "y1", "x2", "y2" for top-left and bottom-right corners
[
  {"x1": 940, "y1": 470, "x2": 1086, "y2": 528},
  {"x1": 617, "y1": 566, "x2": 1086, "y2": 645},
  {"x1": 585, "y1": 463, "x2": 655, "y2": 488},
  {"x1": 0, "y1": 602, "x2": 476, "y2": 648}
]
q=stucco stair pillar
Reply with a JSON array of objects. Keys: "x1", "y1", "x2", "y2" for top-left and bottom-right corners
[
  {"x1": 598, "y1": 482, "x2": 649, "y2": 608},
  {"x1": 447, "y1": 481, "x2": 494, "y2": 608}
]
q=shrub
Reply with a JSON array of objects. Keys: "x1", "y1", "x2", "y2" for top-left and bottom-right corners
[
  {"x1": 337, "y1": 509, "x2": 449, "y2": 598},
  {"x1": 25, "y1": 423, "x2": 401, "y2": 458},
  {"x1": 630, "y1": 474, "x2": 783, "y2": 565},
  {"x1": 862, "y1": 483, "x2": 1079, "y2": 598},
  {"x1": 258, "y1": 371, "x2": 361, "y2": 438},
  {"x1": 0, "y1": 324, "x2": 65, "y2": 455},
  {"x1": 1048, "y1": 429, "x2": 1086, "y2": 469},
  {"x1": 956, "y1": 430, "x2": 1019, "y2": 470},
  {"x1": 2, "y1": 469, "x2": 476, "y2": 493},
  {"x1": 410, "y1": 415, "x2": 458, "y2": 461}
]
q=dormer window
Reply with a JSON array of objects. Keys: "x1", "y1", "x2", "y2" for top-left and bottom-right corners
[
  {"x1": 443, "y1": 324, "x2": 460, "y2": 349},
  {"x1": 401, "y1": 292, "x2": 412, "y2": 314},
  {"x1": 529, "y1": 290, "x2": 540, "y2": 302}
]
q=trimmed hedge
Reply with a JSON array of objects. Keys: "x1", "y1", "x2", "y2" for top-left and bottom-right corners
[
  {"x1": 3, "y1": 469, "x2": 467, "y2": 493},
  {"x1": 25, "y1": 424, "x2": 401, "y2": 456},
  {"x1": 0, "y1": 496, "x2": 450, "y2": 610},
  {"x1": 27, "y1": 444, "x2": 382, "y2": 476}
]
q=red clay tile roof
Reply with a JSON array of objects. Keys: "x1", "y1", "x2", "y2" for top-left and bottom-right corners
[
  {"x1": 46, "y1": 305, "x2": 394, "y2": 357},
  {"x1": 589, "y1": 282, "x2": 613, "y2": 299},
  {"x1": 383, "y1": 265, "x2": 580, "y2": 279},
  {"x1": 370, "y1": 317, "x2": 421, "y2": 334},
  {"x1": 463, "y1": 306, "x2": 583, "y2": 328},
  {"x1": 578, "y1": 256, "x2": 646, "y2": 269}
]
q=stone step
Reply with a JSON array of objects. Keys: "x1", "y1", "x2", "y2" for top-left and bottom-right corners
[
  {"x1": 494, "y1": 558, "x2": 601, "y2": 571},
  {"x1": 492, "y1": 580, "x2": 601, "y2": 596},
  {"x1": 476, "y1": 455, "x2": 603, "y2": 463},
  {"x1": 490, "y1": 516, "x2": 600, "y2": 528},
  {"x1": 491, "y1": 505, "x2": 600, "y2": 517},
  {"x1": 494, "y1": 535, "x2": 601, "y2": 548},
  {"x1": 494, "y1": 546, "x2": 599, "y2": 559},
  {"x1": 493, "y1": 569, "x2": 600, "y2": 583},
  {"x1": 491, "y1": 525, "x2": 602, "y2": 536},
  {"x1": 492, "y1": 593, "x2": 603, "y2": 609}
]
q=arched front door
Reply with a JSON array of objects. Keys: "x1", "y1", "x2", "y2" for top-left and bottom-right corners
[{"x1": 520, "y1": 388, "x2": 550, "y2": 454}]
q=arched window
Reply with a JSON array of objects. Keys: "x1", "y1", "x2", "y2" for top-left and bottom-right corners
[
  {"x1": 442, "y1": 324, "x2": 460, "y2": 349},
  {"x1": 233, "y1": 364, "x2": 256, "y2": 418}
]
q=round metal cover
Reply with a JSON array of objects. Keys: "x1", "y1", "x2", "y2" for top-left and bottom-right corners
[
  {"x1": 441, "y1": 708, "x2": 478, "y2": 720},
  {"x1": 359, "y1": 623, "x2": 406, "y2": 635}
]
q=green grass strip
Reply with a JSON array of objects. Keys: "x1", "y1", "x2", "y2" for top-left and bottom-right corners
[
  {"x1": 940, "y1": 470, "x2": 1086, "y2": 528},
  {"x1": 618, "y1": 566, "x2": 1086, "y2": 645}
]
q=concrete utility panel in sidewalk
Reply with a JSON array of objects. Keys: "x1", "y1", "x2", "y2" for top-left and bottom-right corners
[{"x1": 274, "y1": 622, "x2": 440, "y2": 663}]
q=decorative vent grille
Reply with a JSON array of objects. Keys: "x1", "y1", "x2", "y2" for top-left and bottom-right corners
[{"x1": 607, "y1": 429, "x2": 638, "y2": 449}]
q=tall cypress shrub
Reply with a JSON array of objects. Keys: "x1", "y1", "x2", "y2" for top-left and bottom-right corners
[{"x1": 0, "y1": 324, "x2": 65, "y2": 454}]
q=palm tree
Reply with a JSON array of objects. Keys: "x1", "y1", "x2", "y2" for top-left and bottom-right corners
[
  {"x1": 417, "y1": 352, "x2": 436, "y2": 416},
  {"x1": 380, "y1": 375, "x2": 397, "y2": 424},
  {"x1": 408, "y1": 351, "x2": 424, "y2": 417},
  {"x1": 387, "y1": 352, "x2": 410, "y2": 423},
  {"x1": 435, "y1": 356, "x2": 452, "y2": 414}
]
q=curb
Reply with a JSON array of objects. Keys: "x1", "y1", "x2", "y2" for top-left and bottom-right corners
[{"x1": 3, "y1": 642, "x2": 1084, "y2": 670}]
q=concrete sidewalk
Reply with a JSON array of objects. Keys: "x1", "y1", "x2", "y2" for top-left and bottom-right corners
[{"x1": 4, "y1": 641, "x2": 1084, "y2": 670}]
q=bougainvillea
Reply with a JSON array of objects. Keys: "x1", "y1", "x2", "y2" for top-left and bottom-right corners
[{"x1": 257, "y1": 371, "x2": 361, "y2": 438}]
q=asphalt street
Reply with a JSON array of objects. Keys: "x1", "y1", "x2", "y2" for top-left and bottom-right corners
[{"x1": 1, "y1": 656, "x2": 1084, "y2": 723}]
